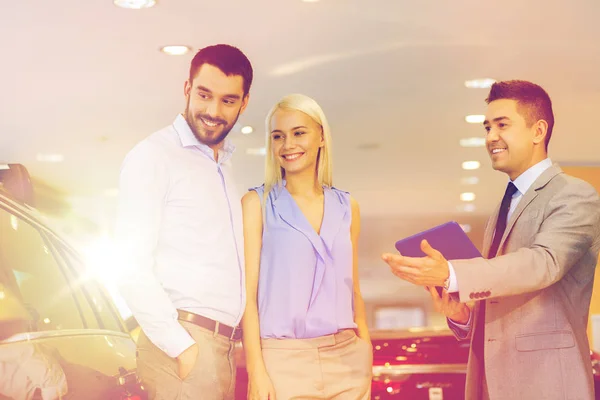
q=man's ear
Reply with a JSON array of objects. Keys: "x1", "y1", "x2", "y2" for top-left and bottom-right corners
[
  {"x1": 184, "y1": 79, "x2": 191, "y2": 97},
  {"x1": 532, "y1": 119, "x2": 548, "y2": 145},
  {"x1": 239, "y1": 94, "x2": 250, "y2": 114}
]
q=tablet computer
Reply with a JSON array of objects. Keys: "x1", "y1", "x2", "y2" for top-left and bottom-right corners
[{"x1": 394, "y1": 221, "x2": 482, "y2": 295}]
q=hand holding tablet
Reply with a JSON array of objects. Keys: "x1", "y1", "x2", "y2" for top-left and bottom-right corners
[{"x1": 382, "y1": 221, "x2": 482, "y2": 293}]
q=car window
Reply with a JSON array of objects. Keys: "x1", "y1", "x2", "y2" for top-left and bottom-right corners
[
  {"x1": 51, "y1": 241, "x2": 125, "y2": 333},
  {"x1": 0, "y1": 207, "x2": 84, "y2": 332}
]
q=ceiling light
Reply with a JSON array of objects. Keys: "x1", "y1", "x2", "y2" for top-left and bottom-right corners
[
  {"x1": 462, "y1": 161, "x2": 480, "y2": 170},
  {"x1": 246, "y1": 147, "x2": 267, "y2": 156},
  {"x1": 160, "y1": 45, "x2": 191, "y2": 56},
  {"x1": 114, "y1": 0, "x2": 156, "y2": 9},
  {"x1": 464, "y1": 78, "x2": 496, "y2": 89},
  {"x1": 241, "y1": 126, "x2": 254, "y2": 135},
  {"x1": 459, "y1": 224, "x2": 472, "y2": 233},
  {"x1": 460, "y1": 137, "x2": 486, "y2": 147},
  {"x1": 36, "y1": 153, "x2": 64, "y2": 163},
  {"x1": 460, "y1": 192, "x2": 476, "y2": 202},
  {"x1": 465, "y1": 115, "x2": 485, "y2": 124},
  {"x1": 457, "y1": 204, "x2": 476, "y2": 213},
  {"x1": 461, "y1": 176, "x2": 479, "y2": 185}
]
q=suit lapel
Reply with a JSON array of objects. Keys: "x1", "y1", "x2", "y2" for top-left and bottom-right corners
[
  {"x1": 483, "y1": 206, "x2": 500, "y2": 259},
  {"x1": 496, "y1": 164, "x2": 563, "y2": 254}
]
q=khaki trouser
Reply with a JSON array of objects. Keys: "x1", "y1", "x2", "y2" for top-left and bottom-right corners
[
  {"x1": 136, "y1": 320, "x2": 237, "y2": 400},
  {"x1": 261, "y1": 329, "x2": 372, "y2": 400}
]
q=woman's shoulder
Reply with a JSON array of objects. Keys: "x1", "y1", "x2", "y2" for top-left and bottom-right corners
[
  {"x1": 247, "y1": 183, "x2": 284, "y2": 203},
  {"x1": 248, "y1": 183, "x2": 266, "y2": 196},
  {"x1": 328, "y1": 186, "x2": 352, "y2": 206}
]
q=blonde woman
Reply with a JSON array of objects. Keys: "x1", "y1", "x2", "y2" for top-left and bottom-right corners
[{"x1": 241, "y1": 94, "x2": 372, "y2": 400}]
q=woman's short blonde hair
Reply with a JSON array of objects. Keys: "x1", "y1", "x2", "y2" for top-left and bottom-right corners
[{"x1": 263, "y1": 93, "x2": 333, "y2": 197}]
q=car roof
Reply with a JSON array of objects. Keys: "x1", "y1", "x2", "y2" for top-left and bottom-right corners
[
  {"x1": 370, "y1": 326, "x2": 455, "y2": 340},
  {"x1": 0, "y1": 187, "x2": 77, "y2": 255}
]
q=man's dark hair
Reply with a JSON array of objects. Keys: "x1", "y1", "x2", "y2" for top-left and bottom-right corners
[
  {"x1": 189, "y1": 44, "x2": 253, "y2": 96},
  {"x1": 486, "y1": 80, "x2": 554, "y2": 150}
]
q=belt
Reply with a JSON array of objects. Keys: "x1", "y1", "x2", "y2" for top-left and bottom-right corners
[{"x1": 177, "y1": 310, "x2": 242, "y2": 341}]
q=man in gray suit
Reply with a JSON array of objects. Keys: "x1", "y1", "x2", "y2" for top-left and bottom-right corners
[{"x1": 383, "y1": 80, "x2": 600, "y2": 400}]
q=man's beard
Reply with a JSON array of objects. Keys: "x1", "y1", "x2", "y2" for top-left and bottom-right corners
[{"x1": 184, "y1": 99, "x2": 240, "y2": 147}]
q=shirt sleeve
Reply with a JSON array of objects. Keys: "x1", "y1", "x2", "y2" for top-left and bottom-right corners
[
  {"x1": 447, "y1": 261, "x2": 459, "y2": 293},
  {"x1": 114, "y1": 142, "x2": 195, "y2": 358},
  {"x1": 445, "y1": 261, "x2": 472, "y2": 339},
  {"x1": 447, "y1": 310, "x2": 472, "y2": 340}
]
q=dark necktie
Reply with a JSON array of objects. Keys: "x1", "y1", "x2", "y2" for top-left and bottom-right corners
[
  {"x1": 474, "y1": 182, "x2": 518, "y2": 399},
  {"x1": 488, "y1": 182, "x2": 518, "y2": 258}
]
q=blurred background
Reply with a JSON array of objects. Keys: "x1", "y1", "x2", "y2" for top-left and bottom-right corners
[{"x1": 1, "y1": 0, "x2": 599, "y2": 348}]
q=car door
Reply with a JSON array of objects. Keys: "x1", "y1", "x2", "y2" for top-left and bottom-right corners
[{"x1": 0, "y1": 200, "x2": 145, "y2": 400}]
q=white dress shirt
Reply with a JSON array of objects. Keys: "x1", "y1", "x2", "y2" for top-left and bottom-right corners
[
  {"x1": 115, "y1": 115, "x2": 245, "y2": 358},
  {"x1": 448, "y1": 158, "x2": 553, "y2": 328}
]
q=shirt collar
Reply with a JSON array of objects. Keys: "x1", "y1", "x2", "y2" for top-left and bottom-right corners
[
  {"x1": 511, "y1": 158, "x2": 553, "y2": 196},
  {"x1": 172, "y1": 114, "x2": 236, "y2": 162}
]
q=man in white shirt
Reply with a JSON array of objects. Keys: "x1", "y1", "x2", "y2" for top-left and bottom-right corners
[
  {"x1": 115, "y1": 44, "x2": 252, "y2": 400},
  {"x1": 382, "y1": 80, "x2": 600, "y2": 400}
]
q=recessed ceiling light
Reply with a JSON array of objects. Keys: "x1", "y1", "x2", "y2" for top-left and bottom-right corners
[
  {"x1": 36, "y1": 153, "x2": 64, "y2": 163},
  {"x1": 241, "y1": 126, "x2": 254, "y2": 135},
  {"x1": 464, "y1": 78, "x2": 496, "y2": 89},
  {"x1": 459, "y1": 224, "x2": 472, "y2": 233},
  {"x1": 460, "y1": 192, "x2": 476, "y2": 202},
  {"x1": 462, "y1": 161, "x2": 481, "y2": 170},
  {"x1": 114, "y1": 0, "x2": 156, "y2": 9},
  {"x1": 160, "y1": 45, "x2": 191, "y2": 56},
  {"x1": 465, "y1": 115, "x2": 485, "y2": 124},
  {"x1": 457, "y1": 204, "x2": 476, "y2": 213},
  {"x1": 460, "y1": 137, "x2": 486, "y2": 147},
  {"x1": 246, "y1": 147, "x2": 267, "y2": 156},
  {"x1": 461, "y1": 176, "x2": 479, "y2": 185}
]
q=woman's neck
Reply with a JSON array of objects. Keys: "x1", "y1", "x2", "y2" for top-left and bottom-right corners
[{"x1": 284, "y1": 170, "x2": 322, "y2": 198}]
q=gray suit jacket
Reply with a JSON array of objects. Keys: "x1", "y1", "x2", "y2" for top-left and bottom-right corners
[{"x1": 448, "y1": 165, "x2": 600, "y2": 400}]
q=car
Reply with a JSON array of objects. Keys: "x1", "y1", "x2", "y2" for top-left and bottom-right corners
[
  {"x1": 371, "y1": 329, "x2": 600, "y2": 400},
  {"x1": 370, "y1": 328, "x2": 469, "y2": 400},
  {"x1": 0, "y1": 164, "x2": 146, "y2": 400},
  {"x1": 235, "y1": 327, "x2": 600, "y2": 400}
]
